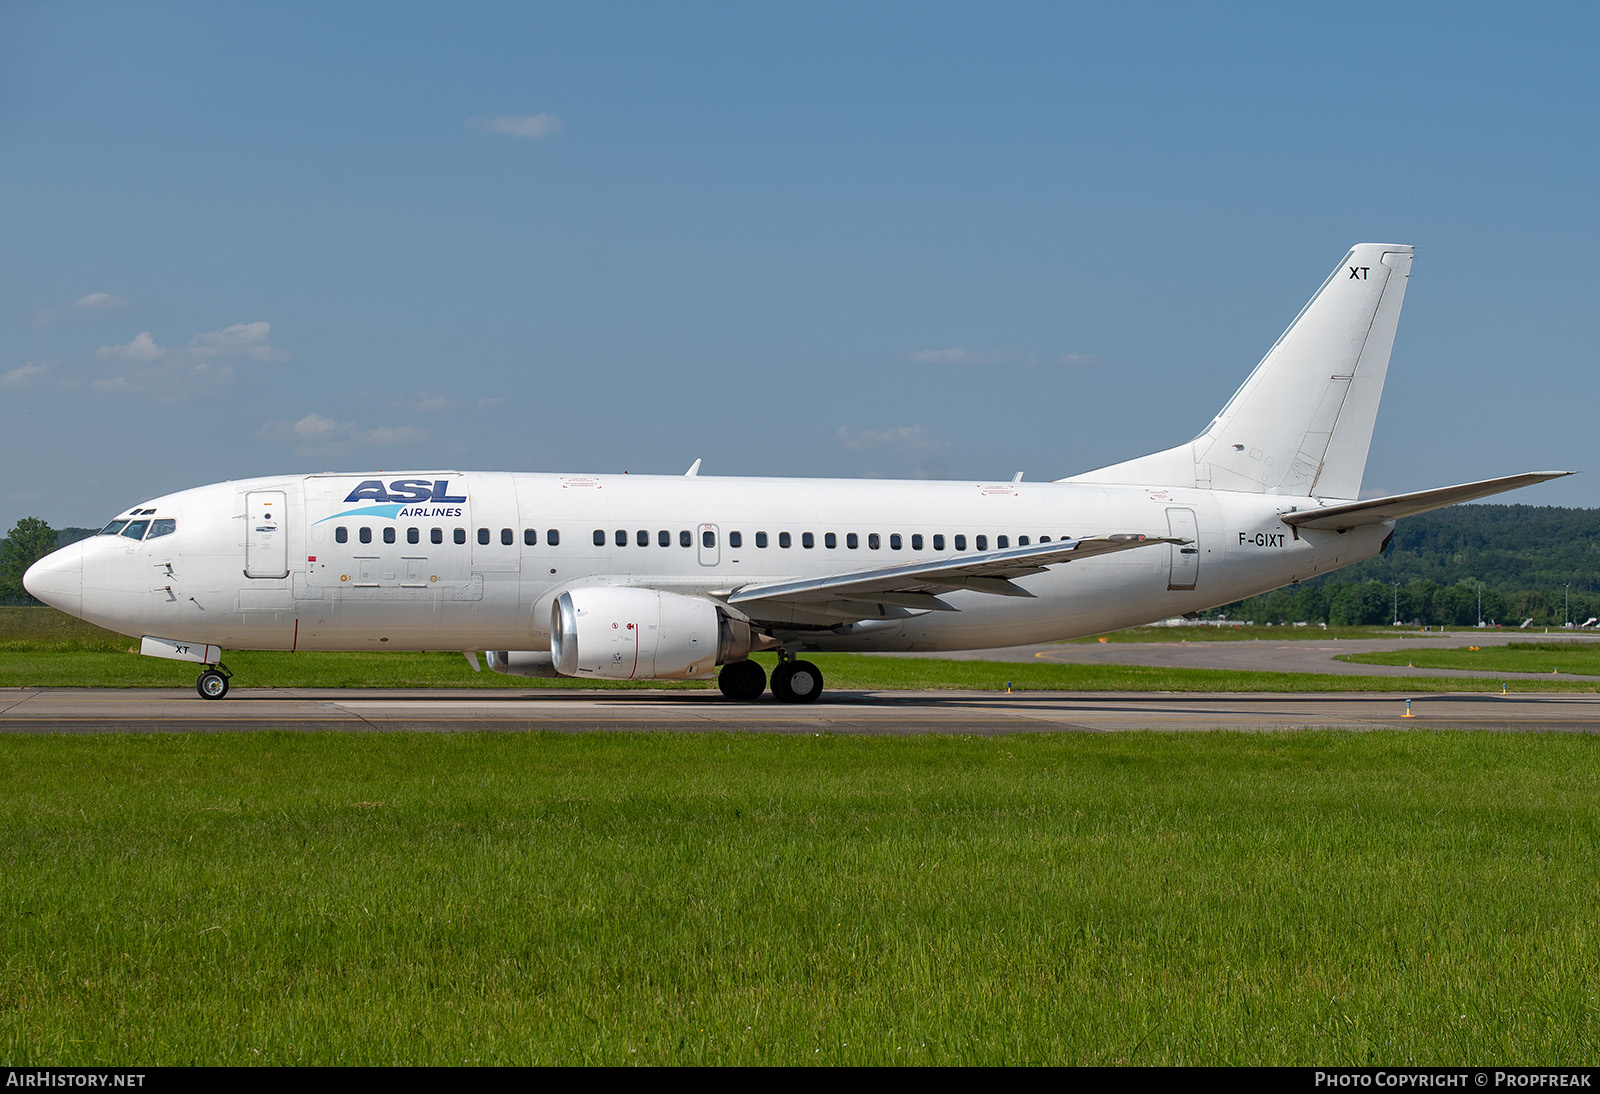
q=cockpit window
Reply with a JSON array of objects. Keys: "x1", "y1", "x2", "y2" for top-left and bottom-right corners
[
  {"x1": 121, "y1": 520, "x2": 150, "y2": 540},
  {"x1": 100, "y1": 520, "x2": 130, "y2": 536},
  {"x1": 147, "y1": 518, "x2": 177, "y2": 539}
]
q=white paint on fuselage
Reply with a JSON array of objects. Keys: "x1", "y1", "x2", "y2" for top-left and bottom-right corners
[{"x1": 57, "y1": 471, "x2": 1390, "y2": 655}]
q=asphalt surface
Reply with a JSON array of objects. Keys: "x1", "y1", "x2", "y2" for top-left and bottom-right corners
[
  {"x1": 3, "y1": 686, "x2": 1598, "y2": 734},
  {"x1": 5, "y1": 629, "x2": 1597, "y2": 734}
]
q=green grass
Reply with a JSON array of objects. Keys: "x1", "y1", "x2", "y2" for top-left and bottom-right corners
[
  {"x1": 6, "y1": 606, "x2": 1596, "y2": 692},
  {"x1": 5, "y1": 730, "x2": 1600, "y2": 1064},
  {"x1": 1341, "y1": 642, "x2": 1600, "y2": 676}
]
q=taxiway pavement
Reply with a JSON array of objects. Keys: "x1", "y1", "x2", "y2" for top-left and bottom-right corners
[{"x1": 3, "y1": 686, "x2": 1599, "y2": 734}]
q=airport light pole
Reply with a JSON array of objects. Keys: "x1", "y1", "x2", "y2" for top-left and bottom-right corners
[
  {"x1": 1393, "y1": 581, "x2": 1400, "y2": 626},
  {"x1": 1566, "y1": 584, "x2": 1570, "y2": 627}
]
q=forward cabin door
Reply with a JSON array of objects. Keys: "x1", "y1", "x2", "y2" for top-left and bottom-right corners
[
  {"x1": 1166, "y1": 507, "x2": 1199, "y2": 591},
  {"x1": 245, "y1": 490, "x2": 290, "y2": 578}
]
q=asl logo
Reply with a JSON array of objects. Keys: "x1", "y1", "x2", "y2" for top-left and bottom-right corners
[{"x1": 343, "y1": 479, "x2": 467, "y2": 503}]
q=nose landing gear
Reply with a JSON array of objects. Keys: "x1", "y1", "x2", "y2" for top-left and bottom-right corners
[{"x1": 196, "y1": 664, "x2": 232, "y2": 700}]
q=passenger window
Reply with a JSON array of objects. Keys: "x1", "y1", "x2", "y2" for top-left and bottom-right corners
[
  {"x1": 680, "y1": 530, "x2": 692, "y2": 547},
  {"x1": 632, "y1": 529, "x2": 645, "y2": 547},
  {"x1": 933, "y1": 534, "x2": 945, "y2": 551},
  {"x1": 502, "y1": 528, "x2": 514, "y2": 546},
  {"x1": 658, "y1": 530, "x2": 670, "y2": 547},
  {"x1": 383, "y1": 527, "x2": 396, "y2": 544},
  {"x1": 756, "y1": 532, "x2": 768, "y2": 548},
  {"x1": 431, "y1": 528, "x2": 443, "y2": 545},
  {"x1": 997, "y1": 535, "x2": 1009, "y2": 549},
  {"x1": 615, "y1": 529, "x2": 627, "y2": 547},
  {"x1": 547, "y1": 529, "x2": 560, "y2": 546},
  {"x1": 454, "y1": 528, "x2": 466, "y2": 545},
  {"x1": 779, "y1": 532, "x2": 791, "y2": 549},
  {"x1": 954, "y1": 535, "x2": 967, "y2": 550},
  {"x1": 121, "y1": 520, "x2": 149, "y2": 540},
  {"x1": 890, "y1": 534, "x2": 902, "y2": 550},
  {"x1": 975, "y1": 535, "x2": 988, "y2": 551},
  {"x1": 100, "y1": 520, "x2": 130, "y2": 536},
  {"x1": 802, "y1": 532, "x2": 814, "y2": 549},
  {"x1": 868, "y1": 533, "x2": 881, "y2": 550},
  {"x1": 1018, "y1": 535, "x2": 1029, "y2": 546},
  {"x1": 729, "y1": 531, "x2": 742, "y2": 548},
  {"x1": 702, "y1": 529, "x2": 716, "y2": 549},
  {"x1": 335, "y1": 526, "x2": 349, "y2": 544},
  {"x1": 148, "y1": 518, "x2": 177, "y2": 539},
  {"x1": 524, "y1": 529, "x2": 537, "y2": 546},
  {"x1": 594, "y1": 529, "x2": 606, "y2": 546},
  {"x1": 408, "y1": 528, "x2": 421, "y2": 545},
  {"x1": 478, "y1": 528, "x2": 490, "y2": 546},
  {"x1": 825, "y1": 532, "x2": 837, "y2": 549},
  {"x1": 359, "y1": 527, "x2": 373, "y2": 544},
  {"x1": 1040, "y1": 535, "x2": 1051, "y2": 543},
  {"x1": 911, "y1": 534, "x2": 923, "y2": 550},
  {"x1": 847, "y1": 533, "x2": 859, "y2": 549}
]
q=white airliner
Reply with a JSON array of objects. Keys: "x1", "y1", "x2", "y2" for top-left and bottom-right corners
[{"x1": 24, "y1": 244, "x2": 1570, "y2": 702}]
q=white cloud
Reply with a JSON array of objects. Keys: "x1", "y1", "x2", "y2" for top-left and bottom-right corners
[
  {"x1": 92, "y1": 322, "x2": 289, "y2": 400},
  {"x1": 835, "y1": 425, "x2": 949, "y2": 453},
  {"x1": 467, "y1": 113, "x2": 563, "y2": 138},
  {"x1": 98, "y1": 331, "x2": 165, "y2": 362},
  {"x1": 74, "y1": 292, "x2": 129, "y2": 311},
  {"x1": 389, "y1": 392, "x2": 504, "y2": 413},
  {"x1": 258, "y1": 414, "x2": 430, "y2": 458},
  {"x1": 1059, "y1": 352, "x2": 1099, "y2": 365},
  {"x1": 1, "y1": 361, "x2": 52, "y2": 389},
  {"x1": 188, "y1": 321, "x2": 289, "y2": 361}
]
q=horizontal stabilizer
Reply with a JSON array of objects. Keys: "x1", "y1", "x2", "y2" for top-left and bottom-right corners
[
  {"x1": 1280, "y1": 472, "x2": 1575, "y2": 531},
  {"x1": 727, "y1": 534, "x2": 1176, "y2": 623}
]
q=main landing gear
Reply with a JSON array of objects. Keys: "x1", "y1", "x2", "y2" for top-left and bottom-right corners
[
  {"x1": 196, "y1": 664, "x2": 232, "y2": 700},
  {"x1": 717, "y1": 654, "x2": 823, "y2": 704}
]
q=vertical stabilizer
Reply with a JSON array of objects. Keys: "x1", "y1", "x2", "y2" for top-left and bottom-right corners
[{"x1": 1066, "y1": 243, "x2": 1413, "y2": 500}]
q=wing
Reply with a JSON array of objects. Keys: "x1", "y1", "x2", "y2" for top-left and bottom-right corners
[
  {"x1": 723, "y1": 534, "x2": 1177, "y2": 626},
  {"x1": 1280, "y1": 471, "x2": 1574, "y2": 531}
]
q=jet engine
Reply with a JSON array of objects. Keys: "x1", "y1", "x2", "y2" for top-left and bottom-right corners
[{"x1": 549, "y1": 587, "x2": 763, "y2": 680}]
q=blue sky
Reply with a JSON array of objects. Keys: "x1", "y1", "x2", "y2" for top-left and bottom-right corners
[{"x1": 4, "y1": 1, "x2": 1596, "y2": 532}]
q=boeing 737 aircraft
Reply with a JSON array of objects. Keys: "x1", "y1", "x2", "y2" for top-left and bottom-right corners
[{"x1": 24, "y1": 244, "x2": 1570, "y2": 702}]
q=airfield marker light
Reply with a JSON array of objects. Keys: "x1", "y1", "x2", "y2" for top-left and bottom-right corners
[
  {"x1": 1403, "y1": 699, "x2": 1415, "y2": 718},
  {"x1": 1006, "y1": 680, "x2": 1012, "y2": 694}
]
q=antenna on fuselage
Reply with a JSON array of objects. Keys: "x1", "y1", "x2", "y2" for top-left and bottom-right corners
[{"x1": 685, "y1": 459, "x2": 702, "y2": 477}]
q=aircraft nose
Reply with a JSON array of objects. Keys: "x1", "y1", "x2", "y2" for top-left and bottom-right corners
[{"x1": 23, "y1": 542, "x2": 84, "y2": 617}]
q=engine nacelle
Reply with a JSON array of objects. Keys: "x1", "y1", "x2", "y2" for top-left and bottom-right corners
[
  {"x1": 485, "y1": 650, "x2": 562, "y2": 678},
  {"x1": 551, "y1": 588, "x2": 731, "y2": 680}
]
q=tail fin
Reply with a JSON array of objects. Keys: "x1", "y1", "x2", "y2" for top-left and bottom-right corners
[{"x1": 1066, "y1": 243, "x2": 1414, "y2": 499}]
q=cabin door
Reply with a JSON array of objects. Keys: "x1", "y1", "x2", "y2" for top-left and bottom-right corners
[
  {"x1": 245, "y1": 491, "x2": 290, "y2": 578},
  {"x1": 1166, "y1": 507, "x2": 1199, "y2": 591}
]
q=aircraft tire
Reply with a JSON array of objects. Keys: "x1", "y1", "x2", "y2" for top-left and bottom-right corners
[
  {"x1": 196, "y1": 669, "x2": 230, "y2": 700},
  {"x1": 717, "y1": 659, "x2": 767, "y2": 701},
  {"x1": 771, "y1": 659, "x2": 823, "y2": 704}
]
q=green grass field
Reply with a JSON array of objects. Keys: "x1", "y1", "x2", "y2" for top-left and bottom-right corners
[
  {"x1": 1342, "y1": 642, "x2": 1600, "y2": 676},
  {"x1": 4, "y1": 730, "x2": 1600, "y2": 1065},
  {"x1": 5, "y1": 607, "x2": 1597, "y2": 693}
]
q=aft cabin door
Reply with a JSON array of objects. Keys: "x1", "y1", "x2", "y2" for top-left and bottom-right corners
[
  {"x1": 1166, "y1": 507, "x2": 1199, "y2": 591},
  {"x1": 245, "y1": 491, "x2": 289, "y2": 578}
]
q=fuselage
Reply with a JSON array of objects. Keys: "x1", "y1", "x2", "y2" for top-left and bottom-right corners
[{"x1": 27, "y1": 470, "x2": 1390, "y2": 655}]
